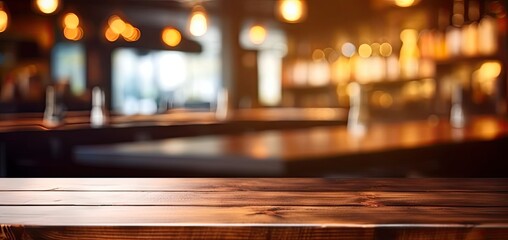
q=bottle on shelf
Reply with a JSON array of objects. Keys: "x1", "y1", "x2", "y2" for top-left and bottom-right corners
[
  {"x1": 450, "y1": 82, "x2": 465, "y2": 128},
  {"x1": 347, "y1": 82, "x2": 367, "y2": 135}
]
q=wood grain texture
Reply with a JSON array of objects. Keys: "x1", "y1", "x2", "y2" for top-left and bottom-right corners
[
  {"x1": 1, "y1": 178, "x2": 508, "y2": 239},
  {"x1": 1, "y1": 225, "x2": 376, "y2": 240},
  {"x1": 2, "y1": 225, "x2": 507, "y2": 240},
  {"x1": 1, "y1": 206, "x2": 508, "y2": 226},
  {"x1": 1, "y1": 178, "x2": 507, "y2": 192},
  {"x1": 1, "y1": 191, "x2": 507, "y2": 207}
]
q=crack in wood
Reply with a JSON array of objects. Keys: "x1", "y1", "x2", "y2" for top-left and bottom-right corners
[{"x1": 248, "y1": 207, "x2": 286, "y2": 219}]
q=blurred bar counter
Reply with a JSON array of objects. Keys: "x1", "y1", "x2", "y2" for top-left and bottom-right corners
[
  {"x1": 0, "y1": 108, "x2": 347, "y2": 177},
  {"x1": 1, "y1": 108, "x2": 506, "y2": 177},
  {"x1": 74, "y1": 115, "x2": 508, "y2": 178}
]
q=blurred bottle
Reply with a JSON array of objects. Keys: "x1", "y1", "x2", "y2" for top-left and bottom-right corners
[
  {"x1": 347, "y1": 82, "x2": 367, "y2": 135},
  {"x1": 43, "y1": 86, "x2": 64, "y2": 127},
  {"x1": 446, "y1": 26, "x2": 461, "y2": 57},
  {"x1": 158, "y1": 92, "x2": 174, "y2": 113},
  {"x1": 450, "y1": 82, "x2": 465, "y2": 128},
  {"x1": 215, "y1": 88, "x2": 229, "y2": 120},
  {"x1": 478, "y1": 16, "x2": 498, "y2": 55},
  {"x1": 90, "y1": 86, "x2": 107, "y2": 127}
]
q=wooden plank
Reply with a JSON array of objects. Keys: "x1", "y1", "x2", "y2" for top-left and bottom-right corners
[
  {"x1": 0, "y1": 179, "x2": 507, "y2": 239},
  {"x1": 1, "y1": 225, "x2": 374, "y2": 240},
  {"x1": 0, "y1": 191, "x2": 507, "y2": 207},
  {"x1": 1, "y1": 206, "x2": 507, "y2": 226},
  {"x1": 5, "y1": 225, "x2": 508, "y2": 240},
  {"x1": 2, "y1": 225, "x2": 507, "y2": 240},
  {"x1": 1, "y1": 178, "x2": 507, "y2": 192}
]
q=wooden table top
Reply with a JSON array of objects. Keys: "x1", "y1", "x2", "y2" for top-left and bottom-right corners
[
  {"x1": 75, "y1": 116, "x2": 508, "y2": 176},
  {"x1": 1, "y1": 178, "x2": 507, "y2": 239}
]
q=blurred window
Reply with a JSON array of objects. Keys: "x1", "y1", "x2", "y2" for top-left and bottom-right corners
[
  {"x1": 112, "y1": 48, "x2": 220, "y2": 115},
  {"x1": 51, "y1": 43, "x2": 86, "y2": 95}
]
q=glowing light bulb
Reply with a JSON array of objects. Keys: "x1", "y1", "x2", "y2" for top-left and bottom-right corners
[
  {"x1": 63, "y1": 26, "x2": 83, "y2": 41},
  {"x1": 188, "y1": 5, "x2": 208, "y2": 37},
  {"x1": 63, "y1": 13, "x2": 79, "y2": 29},
  {"x1": 395, "y1": 0, "x2": 415, "y2": 7},
  {"x1": 278, "y1": 0, "x2": 306, "y2": 23},
  {"x1": 121, "y1": 23, "x2": 135, "y2": 38},
  {"x1": 162, "y1": 27, "x2": 182, "y2": 47},
  {"x1": 0, "y1": 2, "x2": 8, "y2": 33},
  {"x1": 105, "y1": 27, "x2": 119, "y2": 42},
  {"x1": 248, "y1": 24, "x2": 267, "y2": 45},
  {"x1": 108, "y1": 15, "x2": 126, "y2": 34},
  {"x1": 35, "y1": 0, "x2": 59, "y2": 14},
  {"x1": 124, "y1": 27, "x2": 140, "y2": 42}
]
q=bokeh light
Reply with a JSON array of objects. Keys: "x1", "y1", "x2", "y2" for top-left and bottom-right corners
[
  {"x1": 341, "y1": 42, "x2": 356, "y2": 57},
  {"x1": 358, "y1": 44, "x2": 372, "y2": 58},
  {"x1": 479, "y1": 61, "x2": 502, "y2": 79},
  {"x1": 105, "y1": 27, "x2": 119, "y2": 42},
  {"x1": 248, "y1": 24, "x2": 267, "y2": 45},
  {"x1": 63, "y1": 26, "x2": 83, "y2": 41},
  {"x1": 189, "y1": 5, "x2": 208, "y2": 37},
  {"x1": 106, "y1": 16, "x2": 140, "y2": 42},
  {"x1": 35, "y1": 0, "x2": 59, "y2": 14},
  {"x1": 400, "y1": 29, "x2": 418, "y2": 43},
  {"x1": 121, "y1": 23, "x2": 135, "y2": 39},
  {"x1": 62, "y1": 12, "x2": 82, "y2": 41},
  {"x1": 0, "y1": 3, "x2": 8, "y2": 33},
  {"x1": 379, "y1": 42, "x2": 392, "y2": 57},
  {"x1": 124, "y1": 27, "x2": 140, "y2": 42},
  {"x1": 372, "y1": 91, "x2": 393, "y2": 108},
  {"x1": 162, "y1": 27, "x2": 182, "y2": 47},
  {"x1": 109, "y1": 15, "x2": 126, "y2": 34},
  {"x1": 312, "y1": 49, "x2": 325, "y2": 61},
  {"x1": 63, "y1": 13, "x2": 79, "y2": 29},
  {"x1": 278, "y1": 0, "x2": 306, "y2": 23},
  {"x1": 394, "y1": 0, "x2": 415, "y2": 7},
  {"x1": 379, "y1": 93, "x2": 393, "y2": 108}
]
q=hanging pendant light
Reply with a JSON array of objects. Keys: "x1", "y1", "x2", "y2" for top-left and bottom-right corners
[
  {"x1": 188, "y1": 4, "x2": 208, "y2": 37},
  {"x1": 34, "y1": 0, "x2": 60, "y2": 14},
  {"x1": 276, "y1": 0, "x2": 307, "y2": 23},
  {"x1": 394, "y1": 0, "x2": 415, "y2": 7},
  {"x1": 0, "y1": 1, "x2": 8, "y2": 33}
]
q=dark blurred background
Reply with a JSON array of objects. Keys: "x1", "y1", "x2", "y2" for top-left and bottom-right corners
[{"x1": 0, "y1": 0, "x2": 507, "y2": 177}]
